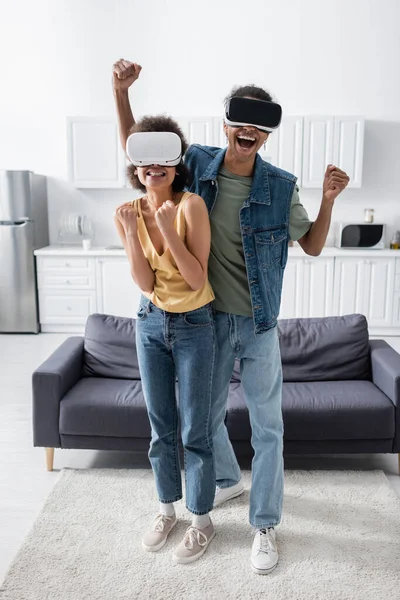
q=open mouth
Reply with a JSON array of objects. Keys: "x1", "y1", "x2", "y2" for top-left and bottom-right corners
[
  {"x1": 146, "y1": 169, "x2": 166, "y2": 178},
  {"x1": 236, "y1": 133, "x2": 257, "y2": 150}
]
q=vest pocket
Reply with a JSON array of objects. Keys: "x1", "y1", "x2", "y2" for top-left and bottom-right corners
[{"x1": 254, "y1": 227, "x2": 287, "y2": 269}]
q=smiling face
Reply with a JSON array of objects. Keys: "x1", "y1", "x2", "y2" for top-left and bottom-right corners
[
  {"x1": 224, "y1": 124, "x2": 269, "y2": 163},
  {"x1": 135, "y1": 165, "x2": 177, "y2": 191}
]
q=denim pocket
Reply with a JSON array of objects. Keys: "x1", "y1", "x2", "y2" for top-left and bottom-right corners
[
  {"x1": 183, "y1": 305, "x2": 212, "y2": 327},
  {"x1": 255, "y1": 226, "x2": 287, "y2": 269}
]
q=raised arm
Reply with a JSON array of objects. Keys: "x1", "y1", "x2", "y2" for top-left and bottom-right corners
[{"x1": 112, "y1": 59, "x2": 142, "y2": 151}]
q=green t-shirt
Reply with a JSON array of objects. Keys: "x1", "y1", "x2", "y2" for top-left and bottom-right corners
[{"x1": 208, "y1": 166, "x2": 312, "y2": 317}]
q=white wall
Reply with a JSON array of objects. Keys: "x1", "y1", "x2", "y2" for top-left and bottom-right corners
[{"x1": 1, "y1": 0, "x2": 400, "y2": 247}]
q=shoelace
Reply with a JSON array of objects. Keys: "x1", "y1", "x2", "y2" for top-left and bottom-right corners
[
  {"x1": 152, "y1": 514, "x2": 173, "y2": 533},
  {"x1": 258, "y1": 528, "x2": 275, "y2": 554},
  {"x1": 183, "y1": 526, "x2": 208, "y2": 549}
]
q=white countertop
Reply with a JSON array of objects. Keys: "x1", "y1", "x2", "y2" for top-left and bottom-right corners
[{"x1": 34, "y1": 245, "x2": 400, "y2": 258}]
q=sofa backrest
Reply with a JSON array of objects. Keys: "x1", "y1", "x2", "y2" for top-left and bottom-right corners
[
  {"x1": 279, "y1": 314, "x2": 371, "y2": 381},
  {"x1": 82, "y1": 313, "x2": 140, "y2": 379},
  {"x1": 232, "y1": 314, "x2": 371, "y2": 382}
]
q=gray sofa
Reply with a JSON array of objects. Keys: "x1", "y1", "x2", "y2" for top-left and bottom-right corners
[{"x1": 32, "y1": 313, "x2": 400, "y2": 472}]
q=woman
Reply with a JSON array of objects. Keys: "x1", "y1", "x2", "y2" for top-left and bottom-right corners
[{"x1": 114, "y1": 115, "x2": 216, "y2": 565}]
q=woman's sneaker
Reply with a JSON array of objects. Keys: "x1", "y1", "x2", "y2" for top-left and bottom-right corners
[
  {"x1": 213, "y1": 480, "x2": 245, "y2": 507},
  {"x1": 251, "y1": 527, "x2": 279, "y2": 574},
  {"x1": 172, "y1": 521, "x2": 215, "y2": 564},
  {"x1": 142, "y1": 514, "x2": 177, "y2": 552}
]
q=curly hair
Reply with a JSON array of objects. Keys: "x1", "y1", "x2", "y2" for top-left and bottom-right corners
[
  {"x1": 126, "y1": 115, "x2": 192, "y2": 193},
  {"x1": 224, "y1": 84, "x2": 273, "y2": 105}
]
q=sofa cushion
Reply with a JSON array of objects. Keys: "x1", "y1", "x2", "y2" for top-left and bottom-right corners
[
  {"x1": 278, "y1": 314, "x2": 371, "y2": 382},
  {"x1": 60, "y1": 377, "x2": 150, "y2": 438},
  {"x1": 83, "y1": 313, "x2": 140, "y2": 380},
  {"x1": 225, "y1": 380, "x2": 395, "y2": 441}
]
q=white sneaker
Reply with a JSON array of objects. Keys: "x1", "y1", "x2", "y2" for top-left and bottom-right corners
[
  {"x1": 142, "y1": 514, "x2": 177, "y2": 552},
  {"x1": 213, "y1": 480, "x2": 245, "y2": 507},
  {"x1": 251, "y1": 528, "x2": 279, "y2": 575}
]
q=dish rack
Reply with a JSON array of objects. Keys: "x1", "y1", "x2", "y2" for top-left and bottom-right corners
[{"x1": 57, "y1": 213, "x2": 93, "y2": 245}]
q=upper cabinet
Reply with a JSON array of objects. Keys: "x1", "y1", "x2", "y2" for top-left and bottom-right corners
[
  {"x1": 67, "y1": 117, "x2": 127, "y2": 188},
  {"x1": 302, "y1": 116, "x2": 364, "y2": 188},
  {"x1": 333, "y1": 117, "x2": 365, "y2": 188},
  {"x1": 263, "y1": 116, "x2": 304, "y2": 183},
  {"x1": 66, "y1": 115, "x2": 365, "y2": 189}
]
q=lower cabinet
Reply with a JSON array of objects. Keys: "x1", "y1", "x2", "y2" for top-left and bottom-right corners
[
  {"x1": 333, "y1": 257, "x2": 395, "y2": 328},
  {"x1": 96, "y1": 258, "x2": 141, "y2": 319},
  {"x1": 36, "y1": 253, "x2": 400, "y2": 334},
  {"x1": 279, "y1": 257, "x2": 334, "y2": 319}
]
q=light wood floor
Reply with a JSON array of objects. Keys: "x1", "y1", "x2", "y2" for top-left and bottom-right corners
[{"x1": 1, "y1": 332, "x2": 399, "y2": 583}]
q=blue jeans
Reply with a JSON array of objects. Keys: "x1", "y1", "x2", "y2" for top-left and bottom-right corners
[
  {"x1": 212, "y1": 311, "x2": 284, "y2": 528},
  {"x1": 135, "y1": 299, "x2": 216, "y2": 515}
]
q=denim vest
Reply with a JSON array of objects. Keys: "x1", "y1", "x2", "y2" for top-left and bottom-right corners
[{"x1": 185, "y1": 144, "x2": 297, "y2": 334}]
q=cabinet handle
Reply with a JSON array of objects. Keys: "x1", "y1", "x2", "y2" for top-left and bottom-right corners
[
  {"x1": 66, "y1": 306, "x2": 72, "y2": 311},
  {"x1": 65, "y1": 262, "x2": 70, "y2": 267},
  {"x1": 66, "y1": 280, "x2": 71, "y2": 284}
]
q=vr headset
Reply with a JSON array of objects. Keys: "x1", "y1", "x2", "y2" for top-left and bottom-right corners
[
  {"x1": 126, "y1": 131, "x2": 182, "y2": 167},
  {"x1": 224, "y1": 97, "x2": 282, "y2": 132}
]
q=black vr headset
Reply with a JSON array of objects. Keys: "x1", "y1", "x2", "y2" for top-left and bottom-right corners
[{"x1": 224, "y1": 96, "x2": 282, "y2": 132}]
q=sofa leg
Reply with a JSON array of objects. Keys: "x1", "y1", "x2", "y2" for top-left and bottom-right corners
[{"x1": 45, "y1": 448, "x2": 54, "y2": 472}]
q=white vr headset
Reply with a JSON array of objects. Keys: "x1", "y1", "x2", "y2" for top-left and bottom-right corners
[
  {"x1": 126, "y1": 131, "x2": 182, "y2": 167},
  {"x1": 224, "y1": 97, "x2": 282, "y2": 133}
]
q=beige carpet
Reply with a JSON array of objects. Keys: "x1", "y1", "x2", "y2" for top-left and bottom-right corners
[{"x1": 1, "y1": 469, "x2": 399, "y2": 600}]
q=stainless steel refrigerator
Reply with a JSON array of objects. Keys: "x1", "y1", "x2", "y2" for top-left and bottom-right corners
[{"x1": 0, "y1": 171, "x2": 49, "y2": 333}]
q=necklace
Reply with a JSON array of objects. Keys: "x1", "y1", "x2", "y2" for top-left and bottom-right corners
[{"x1": 144, "y1": 192, "x2": 177, "y2": 210}]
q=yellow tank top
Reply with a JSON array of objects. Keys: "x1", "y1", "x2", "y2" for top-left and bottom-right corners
[{"x1": 134, "y1": 192, "x2": 214, "y2": 313}]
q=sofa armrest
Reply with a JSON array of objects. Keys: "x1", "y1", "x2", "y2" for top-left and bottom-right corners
[
  {"x1": 370, "y1": 339, "x2": 400, "y2": 452},
  {"x1": 370, "y1": 340, "x2": 400, "y2": 406},
  {"x1": 32, "y1": 337, "x2": 84, "y2": 448}
]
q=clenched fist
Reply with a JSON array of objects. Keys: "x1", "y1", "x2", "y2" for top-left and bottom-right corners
[
  {"x1": 112, "y1": 59, "x2": 142, "y2": 91},
  {"x1": 114, "y1": 201, "x2": 138, "y2": 233},
  {"x1": 322, "y1": 165, "x2": 350, "y2": 204},
  {"x1": 155, "y1": 201, "x2": 177, "y2": 235}
]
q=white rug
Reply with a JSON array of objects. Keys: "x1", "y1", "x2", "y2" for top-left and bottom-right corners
[{"x1": 1, "y1": 469, "x2": 399, "y2": 600}]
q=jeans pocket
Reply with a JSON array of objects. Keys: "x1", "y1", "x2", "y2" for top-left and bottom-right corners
[{"x1": 183, "y1": 305, "x2": 212, "y2": 327}]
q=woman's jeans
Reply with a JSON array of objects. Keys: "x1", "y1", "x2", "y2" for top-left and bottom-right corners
[{"x1": 135, "y1": 299, "x2": 216, "y2": 515}]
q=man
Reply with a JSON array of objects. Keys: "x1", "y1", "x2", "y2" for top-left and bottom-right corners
[{"x1": 112, "y1": 58, "x2": 349, "y2": 575}]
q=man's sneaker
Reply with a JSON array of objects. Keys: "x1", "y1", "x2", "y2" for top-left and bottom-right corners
[
  {"x1": 172, "y1": 521, "x2": 215, "y2": 564},
  {"x1": 251, "y1": 527, "x2": 279, "y2": 574},
  {"x1": 213, "y1": 480, "x2": 245, "y2": 507},
  {"x1": 142, "y1": 514, "x2": 177, "y2": 552}
]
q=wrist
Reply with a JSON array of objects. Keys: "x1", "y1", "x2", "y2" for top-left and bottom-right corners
[{"x1": 322, "y1": 194, "x2": 335, "y2": 207}]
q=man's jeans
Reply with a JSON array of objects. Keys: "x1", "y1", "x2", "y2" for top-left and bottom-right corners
[
  {"x1": 212, "y1": 311, "x2": 284, "y2": 528},
  {"x1": 136, "y1": 301, "x2": 216, "y2": 515}
]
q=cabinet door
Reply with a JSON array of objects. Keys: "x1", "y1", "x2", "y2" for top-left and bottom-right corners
[
  {"x1": 362, "y1": 258, "x2": 395, "y2": 327},
  {"x1": 264, "y1": 116, "x2": 303, "y2": 183},
  {"x1": 302, "y1": 117, "x2": 334, "y2": 188},
  {"x1": 333, "y1": 258, "x2": 365, "y2": 316},
  {"x1": 279, "y1": 259, "x2": 304, "y2": 318},
  {"x1": 96, "y1": 258, "x2": 142, "y2": 318},
  {"x1": 302, "y1": 257, "x2": 335, "y2": 317},
  {"x1": 179, "y1": 117, "x2": 214, "y2": 146},
  {"x1": 67, "y1": 118, "x2": 126, "y2": 188},
  {"x1": 333, "y1": 117, "x2": 364, "y2": 188}
]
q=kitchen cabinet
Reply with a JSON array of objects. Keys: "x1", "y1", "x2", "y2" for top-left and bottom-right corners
[
  {"x1": 96, "y1": 257, "x2": 141, "y2": 318},
  {"x1": 333, "y1": 257, "x2": 394, "y2": 327},
  {"x1": 333, "y1": 117, "x2": 364, "y2": 188},
  {"x1": 279, "y1": 256, "x2": 334, "y2": 319},
  {"x1": 302, "y1": 116, "x2": 334, "y2": 188},
  {"x1": 66, "y1": 114, "x2": 364, "y2": 189},
  {"x1": 263, "y1": 116, "x2": 304, "y2": 184},
  {"x1": 36, "y1": 248, "x2": 399, "y2": 335},
  {"x1": 67, "y1": 117, "x2": 126, "y2": 188}
]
